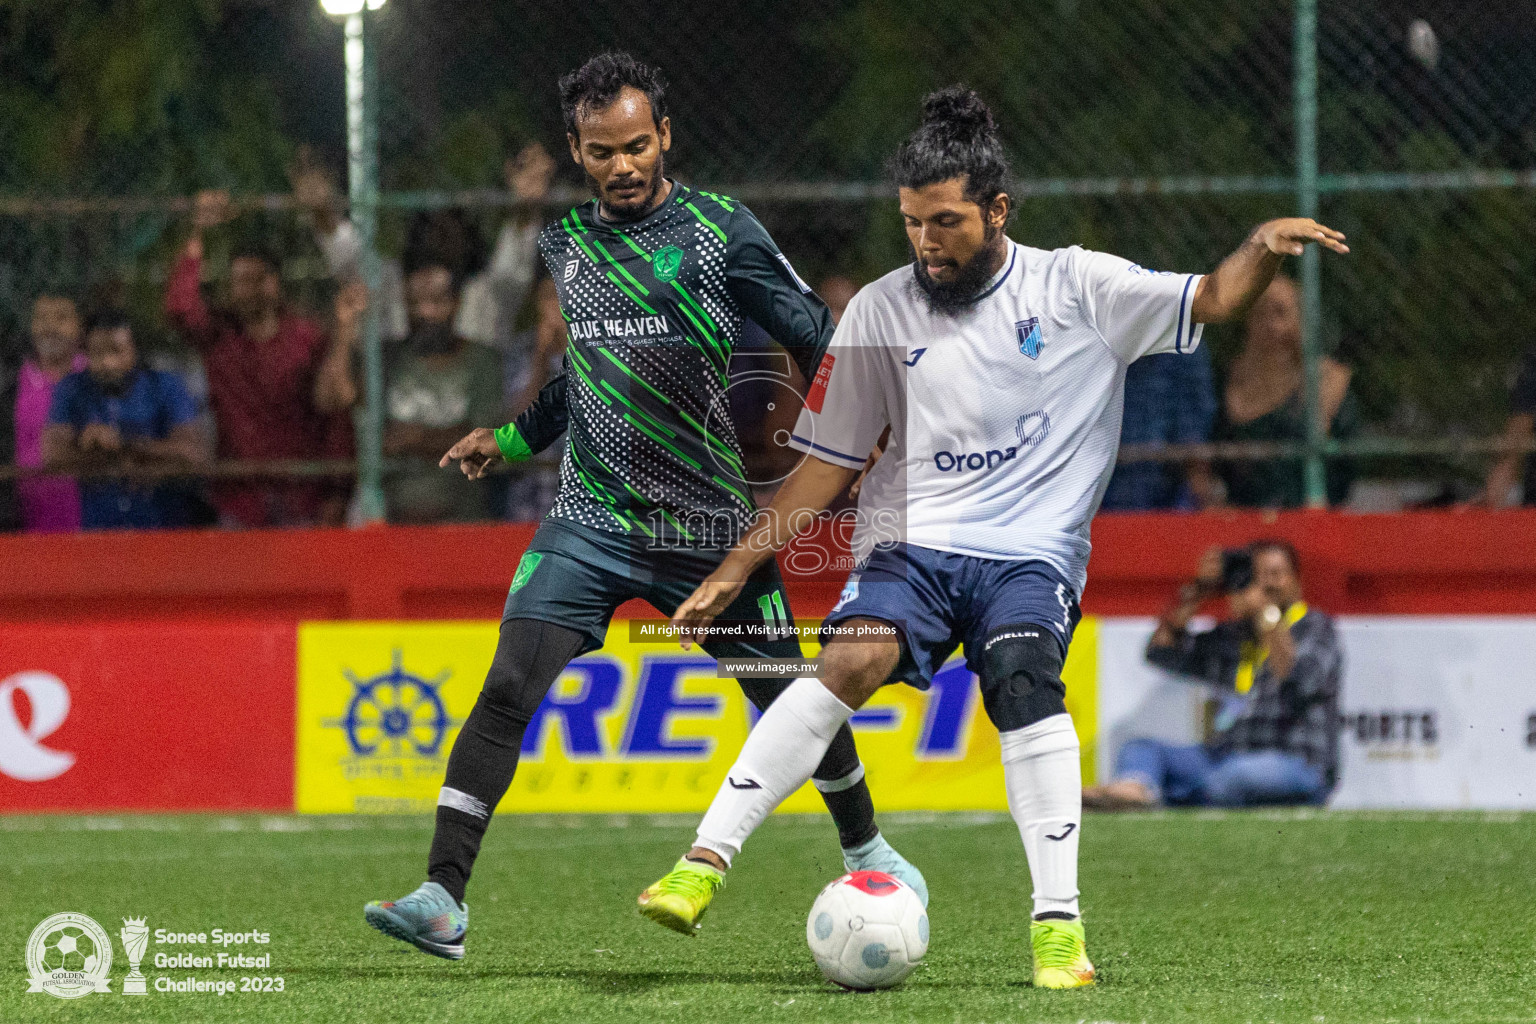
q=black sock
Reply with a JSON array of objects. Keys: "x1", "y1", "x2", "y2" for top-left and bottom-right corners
[
  {"x1": 426, "y1": 619, "x2": 585, "y2": 904},
  {"x1": 427, "y1": 695, "x2": 528, "y2": 904},
  {"x1": 815, "y1": 724, "x2": 879, "y2": 850},
  {"x1": 820, "y1": 776, "x2": 881, "y2": 850}
]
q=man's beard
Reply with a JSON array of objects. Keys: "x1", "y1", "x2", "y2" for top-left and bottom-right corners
[
  {"x1": 92, "y1": 369, "x2": 134, "y2": 396},
  {"x1": 587, "y1": 153, "x2": 666, "y2": 222},
  {"x1": 912, "y1": 225, "x2": 1007, "y2": 315},
  {"x1": 409, "y1": 321, "x2": 458, "y2": 355}
]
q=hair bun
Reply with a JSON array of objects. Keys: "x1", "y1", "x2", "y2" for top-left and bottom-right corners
[{"x1": 920, "y1": 86, "x2": 996, "y2": 141}]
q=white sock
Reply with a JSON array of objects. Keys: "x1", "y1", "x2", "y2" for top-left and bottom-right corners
[
  {"x1": 694, "y1": 678, "x2": 854, "y2": 866},
  {"x1": 999, "y1": 713, "x2": 1082, "y2": 919}
]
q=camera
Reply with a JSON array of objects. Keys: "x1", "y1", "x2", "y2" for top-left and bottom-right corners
[{"x1": 1219, "y1": 548, "x2": 1254, "y2": 593}]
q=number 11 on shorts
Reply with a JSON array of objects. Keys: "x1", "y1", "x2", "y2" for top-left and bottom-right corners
[{"x1": 757, "y1": 590, "x2": 791, "y2": 638}]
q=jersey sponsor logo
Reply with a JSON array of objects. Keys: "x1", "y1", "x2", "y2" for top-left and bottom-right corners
[
  {"x1": 653, "y1": 245, "x2": 684, "y2": 283},
  {"x1": 902, "y1": 348, "x2": 928, "y2": 367},
  {"x1": 934, "y1": 447, "x2": 1016, "y2": 472},
  {"x1": 1015, "y1": 410, "x2": 1050, "y2": 447},
  {"x1": 568, "y1": 316, "x2": 675, "y2": 342},
  {"x1": 1016, "y1": 317, "x2": 1043, "y2": 359},
  {"x1": 563, "y1": 259, "x2": 580, "y2": 282},
  {"x1": 806, "y1": 354, "x2": 835, "y2": 413},
  {"x1": 776, "y1": 253, "x2": 812, "y2": 294}
]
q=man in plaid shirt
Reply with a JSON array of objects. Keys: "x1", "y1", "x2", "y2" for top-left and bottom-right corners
[{"x1": 1084, "y1": 541, "x2": 1342, "y2": 807}]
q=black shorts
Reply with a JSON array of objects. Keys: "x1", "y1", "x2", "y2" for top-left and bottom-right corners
[{"x1": 502, "y1": 518, "x2": 802, "y2": 661}]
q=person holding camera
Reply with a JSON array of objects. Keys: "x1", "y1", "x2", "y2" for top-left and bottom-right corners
[{"x1": 1084, "y1": 541, "x2": 1342, "y2": 808}]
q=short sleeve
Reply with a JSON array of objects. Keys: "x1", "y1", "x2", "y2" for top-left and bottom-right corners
[
  {"x1": 46, "y1": 375, "x2": 83, "y2": 426},
  {"x1": 787, "y1": 292, "x2": 890, "y2": 470},
  {"x1": 1511, "y1": 348, "x2": 1536, "y2": 415},
  {"x1": 465, "y1": 344, "x2": 506, "y2": 425},
  {"x1": 157, "y1": 372, "x2": 199, "y2": 427},
  {"x1": 1069, "y1": 247, "x2": 1203, "y2": 363}
]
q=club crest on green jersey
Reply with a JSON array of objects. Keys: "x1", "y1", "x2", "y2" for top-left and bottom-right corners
[{"x1": 653, "y1": 246, "x2": 684, "y2": 283}]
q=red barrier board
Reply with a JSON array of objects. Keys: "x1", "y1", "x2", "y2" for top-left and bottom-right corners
[
  {"x1": 0, "y1": 623, "x2": 296, "y2": 812},
  {"x1": 3, "y1": 509, "x2": 1536, "y2": 624}
]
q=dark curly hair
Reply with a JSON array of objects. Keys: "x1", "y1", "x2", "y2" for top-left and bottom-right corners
[
  {"x1": 559, "y1": 52, "x2": 667, "y2": 140},
  {"x1": 889, "y1": 86, "x2": 1010, "y2": 208}
]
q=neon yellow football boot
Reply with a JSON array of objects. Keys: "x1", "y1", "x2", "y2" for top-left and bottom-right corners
[
  {"x1": 637, "y1": 857, "x2": 725, "y2": 936},
  {"x1": 1030, "y1": 917, "x2": 1096, "y2": 989}
]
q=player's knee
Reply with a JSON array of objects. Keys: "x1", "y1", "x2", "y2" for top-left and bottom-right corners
[
  {"x1": 977, "y1": 624, "x2": 1067, "y2": 733},
  {"x1": 820, "y1": 634, "x2": 899, "y2": 709},
  {"x1": 481, "y1": 643, "x2": 559, "y2": 726}
]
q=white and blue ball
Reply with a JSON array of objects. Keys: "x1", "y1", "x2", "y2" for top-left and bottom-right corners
[{"x1": 806, "y1": 870, "x2": 928, "y2": 990}]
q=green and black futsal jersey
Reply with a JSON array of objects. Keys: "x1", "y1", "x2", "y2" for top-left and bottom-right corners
[
  {"x1": 494, "y1": 180, "x2": 833, "y2": 551},
  {"x1": 490, "y1": 180, "x2": 834, "y2": 656}
]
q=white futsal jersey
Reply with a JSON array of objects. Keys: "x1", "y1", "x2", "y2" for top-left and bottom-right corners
[{"x1": 790, "y1": 238, "x2": 1204, "y2": 598}]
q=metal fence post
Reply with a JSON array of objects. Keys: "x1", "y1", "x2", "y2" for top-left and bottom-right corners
[
  {"x1": 1294, "y1": 0, "x2": 1327, "y2": 508},
  {"x1": 346, "y1": 6, "x2": 386, "y2": 523}
]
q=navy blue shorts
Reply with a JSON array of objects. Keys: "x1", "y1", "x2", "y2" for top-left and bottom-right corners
[{"x1": 821, "y1": 543, "x2": 1080, "y2": 689}]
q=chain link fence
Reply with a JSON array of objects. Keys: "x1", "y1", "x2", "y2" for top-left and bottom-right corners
[{"x1": 1, "y1": 0, "x2": 1533, "y2": 526}]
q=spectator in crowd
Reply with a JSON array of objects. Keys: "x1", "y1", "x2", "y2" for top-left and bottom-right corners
[
  {"x1": 503, "y1": 274, "x2": 566, "y2": 522},
  {"x1": 165, "y1": 189, "x2": 360, "y2": 528},
  {"x1": 8, "y1": 290, "x2": 87, "y2": 532},
  {"x1": 40, "y1": 309, "x2": 209, "y2": 530},
  {"x1": 817, "y1": 274, "x2": 859, "y2": 326},
  {"x1": 1475, "y1": 344, "x2": 1536, "y2": 506},
  {"x1": 1216, "y1": 275, "x2": 1357, "y2": 508},
  {"x1": 330, "y1": 257, "x2": 505, "y2": 524},
  {"x1": 296, "y1": 142, "x2": 556, "y2": 353},
  {"x1": 1083, "y1": 541, "x2": 1342, "y2": 808},
  {"x1": 1101, "y1": 345, "x2": 1223, "y2": 511}
]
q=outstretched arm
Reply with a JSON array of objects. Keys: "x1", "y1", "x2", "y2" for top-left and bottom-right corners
[
  {"x1": 439, "y1": 373, "x2": 570, "y2": 481},
  {"x1": 670, "y1": 454, "x2": 857, "y2": 647},
  {"x1": 1191, "y1": 218, "x2": 1349, "y2": 324}
]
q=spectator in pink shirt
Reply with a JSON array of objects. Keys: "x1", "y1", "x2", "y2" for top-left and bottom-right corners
[{"x1": 7, "y1": 291, "x2": 87, "y2": 532}]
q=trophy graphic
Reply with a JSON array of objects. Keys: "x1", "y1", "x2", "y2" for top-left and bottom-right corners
[{"x1": 119, "y1": 918, "x2": 149, "y2": 995}]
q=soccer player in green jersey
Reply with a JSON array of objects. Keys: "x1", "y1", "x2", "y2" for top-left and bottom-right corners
[{"x1": 363, "y1": 52, "x2": 925, "y2": 959}]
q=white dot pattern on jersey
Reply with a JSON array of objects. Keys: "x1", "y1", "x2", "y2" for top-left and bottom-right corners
[{"x1": 536, "y1": 191, "x2": 753, "y2": 545}]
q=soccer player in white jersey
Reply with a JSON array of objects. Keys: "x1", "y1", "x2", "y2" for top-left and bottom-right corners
[{"x1": 639, "y1": 87, "x2": 1348, "y2": 987}]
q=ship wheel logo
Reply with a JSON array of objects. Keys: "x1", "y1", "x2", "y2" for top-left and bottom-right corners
[{"x1": 328, "y1": 649, "x2": 461, "y2": 758}]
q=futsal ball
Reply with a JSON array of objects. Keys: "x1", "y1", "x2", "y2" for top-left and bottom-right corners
[
  {"x1": 41, "y1": 926, "x2": 98, "y2": 974},
  {"x1": 806, "y1": 870, "x2": 929, "y2": 990}
]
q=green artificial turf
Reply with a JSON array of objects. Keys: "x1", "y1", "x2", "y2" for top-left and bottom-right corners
[{"x1": 1, "y1": 811, "x2": 1531, "y2": 1023}]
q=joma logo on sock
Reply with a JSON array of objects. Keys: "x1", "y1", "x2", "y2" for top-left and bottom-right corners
[{"x1": 727, "y1": 777, "x2": 762, "y2": 790}]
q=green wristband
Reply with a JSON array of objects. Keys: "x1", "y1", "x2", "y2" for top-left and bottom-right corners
[{"x1": 494, "y1": 423, "x2": 532, "y2": 463}]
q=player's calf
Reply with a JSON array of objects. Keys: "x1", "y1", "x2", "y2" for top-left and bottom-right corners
[{"x1": 982, "y1": 626, "x2": 1087, "y2": 930}]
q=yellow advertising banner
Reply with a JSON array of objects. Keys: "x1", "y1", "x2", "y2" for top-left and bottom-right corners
[{"x1": 296, "y1": 619, "x2": 1097, "y2": 814}]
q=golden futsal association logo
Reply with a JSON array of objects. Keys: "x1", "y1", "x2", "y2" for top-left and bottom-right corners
[{"x1": 25, "y1": 912, "x2": 113, "y2": 999}]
